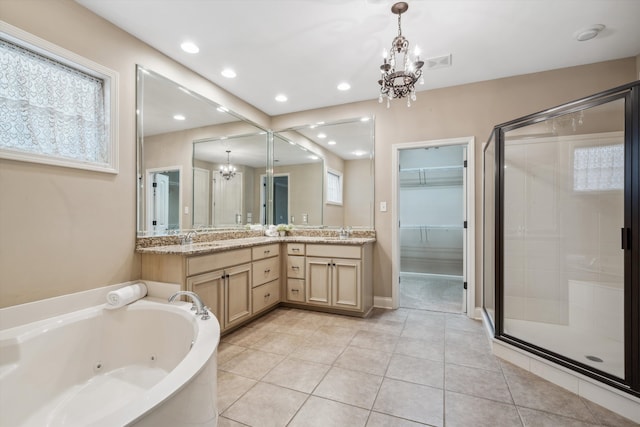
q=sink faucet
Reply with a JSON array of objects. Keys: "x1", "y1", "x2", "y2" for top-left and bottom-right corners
[
  {"x1": 168, "y1": 291, "x2": 210, "y2": 320},
  {"x1": 339, "y1": 226, "x2": 351, "y2": 239},
  {"x1": 181, "y1": 230, "x2": 197, "y2": 245}
]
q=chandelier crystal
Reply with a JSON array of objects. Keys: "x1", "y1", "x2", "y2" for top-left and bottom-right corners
[
  {"x1": 220, "y1": 150, "x2": 236, "y2": 180},
  {"x1": 378, "y1": 2, "x2": 424, "y2": 108}
]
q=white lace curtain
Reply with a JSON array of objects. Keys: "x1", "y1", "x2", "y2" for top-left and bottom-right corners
[
  {"x1": 573, "y1": 144, "x2": 624, "y2": 192},
  {"x1": 0, "y1": 38, "x2": 107, "y2": 164}
]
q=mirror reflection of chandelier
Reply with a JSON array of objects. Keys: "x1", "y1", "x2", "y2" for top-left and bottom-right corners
[
  {"x1": 378, "y1": 2, "x2": 424, "y2": 108},
  {"x1": 220, "y1": 150, "x2": 236, "y2": 180}
]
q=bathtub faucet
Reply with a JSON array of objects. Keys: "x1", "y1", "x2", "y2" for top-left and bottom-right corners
[{"x1": 168, "y1": 291, "x2": 210, "y2": 320}]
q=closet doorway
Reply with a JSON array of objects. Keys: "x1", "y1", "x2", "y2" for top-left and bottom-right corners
[{"x1": 392, "y1": 137, "x2": 475, "y2": 315}]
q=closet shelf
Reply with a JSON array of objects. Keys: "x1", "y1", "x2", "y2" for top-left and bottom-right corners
[{"x1": 400, "y1": 224, "x2": 463, "y2": 230}]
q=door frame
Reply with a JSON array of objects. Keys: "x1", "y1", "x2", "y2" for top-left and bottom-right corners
[
  {"x1": 391, "y1": 136, "x2": 476, "y2": 317},
  {"x1": 145, "y1": 165, "x2": 182, "y2": 233}
]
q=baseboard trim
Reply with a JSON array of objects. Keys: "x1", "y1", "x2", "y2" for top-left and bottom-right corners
[{"x1": 373, "y1": 296, "x2": 393, "y2": 309}]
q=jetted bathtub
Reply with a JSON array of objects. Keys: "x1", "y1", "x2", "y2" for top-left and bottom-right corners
[{"x1": 0, "y1": 285, "x2": 220, "y2": 427}]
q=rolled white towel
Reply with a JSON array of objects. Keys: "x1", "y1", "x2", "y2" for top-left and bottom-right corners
[{"x1": 105, "y1": 283, "x2": 148, "y2": 309}]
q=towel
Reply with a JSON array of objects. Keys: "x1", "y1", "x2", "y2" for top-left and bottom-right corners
[{"x1": 105, "y1": 283, "x2": 148, "y2": 309}]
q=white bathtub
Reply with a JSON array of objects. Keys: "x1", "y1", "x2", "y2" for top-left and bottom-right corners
[{"x1": 0, "y1": 284, "x2": 220, "y2": 427}]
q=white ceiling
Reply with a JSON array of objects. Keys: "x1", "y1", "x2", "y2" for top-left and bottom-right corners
[{"x1": 77, "y1": 0, "x2": 640, "y2": 116}]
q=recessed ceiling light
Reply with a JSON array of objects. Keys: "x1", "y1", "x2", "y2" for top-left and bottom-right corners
[
  {"x1": 337, "y1": 82, "x2": 351, "y2": 91},
  {"x1": 328, "y1": 140, "x2": 337, "y2": 145},
  {"x1": 180, "y1": 41, "x2": 199, "y2": 54},
  {"x1": 221, "y1": 68, "x2": 237, "y2": 78},
  {"x1": 275, "y1": 94, "x2": 288, "y2": 102},
  {"x1": 309, "y1": 155, "x2": 319, "y2": 160},
  {"x1": 317, "y1": 133, "x2": 327, "y2": 139},
  {"x1": 575, "y1": 24, "x2": 605, "y2": 41},
  {"x1": 173, "y1": 114, "x2": 186, "y2": 121},
  {"x1": 352, "y1": 150, "x2": 366, "y2": 156}
]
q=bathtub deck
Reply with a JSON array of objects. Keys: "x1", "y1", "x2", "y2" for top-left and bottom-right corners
[{"x1": 22, "y1": 365, "x2": 167, "y2": 426}]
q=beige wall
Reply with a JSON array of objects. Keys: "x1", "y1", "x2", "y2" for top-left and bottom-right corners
[
  {"x1": 344, "y1": 159, "x2": 374, "y2": 227},
  {"x1": 0, "y1": 0, "x2": 268, "y2": 307},
  {"x1": 273, "y1": 163, "x2": 323, "y2": 226},
  {"x1": 1, "y1": 0, "x2": 636, "y2": 310}
]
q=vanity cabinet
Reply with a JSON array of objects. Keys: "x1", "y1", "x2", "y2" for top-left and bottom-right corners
[
  {"x1": 286, "y1": 243, "x2": 305, "y2": 302},
  {"x1": 251, "y1": 243, "x2": 281, "y2": 315},
  {"x1": 284, "y1": 243, "x2": 373, "y2": 316}
]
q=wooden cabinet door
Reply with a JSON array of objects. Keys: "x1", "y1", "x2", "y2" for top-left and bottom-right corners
[
  {"x1": 332, "y1": 259, "x2": 361, "y2": 310},
  {"x1": 305, "y1": 257, "x2": 331, "y2": 306},
  {"x1": 187, "y1": 269, "x2": 224, "y2": 328},
  {"x1": 225, "y1": 263, "x2": 252, "y2": 327}
]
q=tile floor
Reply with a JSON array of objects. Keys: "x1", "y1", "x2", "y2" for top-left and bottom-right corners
[
  {"x1": 399, "y1": 275, "x2": 464, "y2": 313},
  {"x1": 216, "y1": 307, "x2": 638, "y2": 427}
]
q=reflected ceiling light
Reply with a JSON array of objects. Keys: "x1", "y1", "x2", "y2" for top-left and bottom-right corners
[
  {"x1": 360, "y1": 117, "x2": 370, "y2": 122},
  {"x1": 180, "y1": 41, "x2": 199, "y2": 54},
  {"x1": 353, "y1": 150, "x2": 366, "y2": 156},
  {"x1": 221, "y1": 68, "x2": 237, "y2": 78},
  {"x1": 378, "y1": 2, "x2": 424, "y2": 107},
  {"x1": 337, "y1": 82, "x2": 351, "y2": 91},
  {"x1": 328, "y1": 140, "x2": 337, "y2": 145},
  {"x1": 173, "y1": 114, "x2": 185, "y2": 120},
  {"x1": 275, "y1": 94, "x2": 288, "y2": 102},
  {"x1": 220, "y1": 150, "x2": 236, "y2": 180},
  {"x1": 217, "y1": 106, "x2": 229, "y2": 113},
  {"x1": 317, "y1": 133, "x2": 327, "y2": 139},
  {"x1": 309, "y1": 155, "x2": 319, "y2": 160}
]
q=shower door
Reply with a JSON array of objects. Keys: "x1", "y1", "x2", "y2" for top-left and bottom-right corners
[{"x1": 484, "y1": 81, "x2": 640, "y2": 395}]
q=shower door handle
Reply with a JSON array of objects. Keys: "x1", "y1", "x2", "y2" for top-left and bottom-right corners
[{"x1": 621, "y1": 227, "x2": 630, "y2": 250}]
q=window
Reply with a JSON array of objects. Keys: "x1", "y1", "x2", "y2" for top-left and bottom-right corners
[
  {"x1": 326, "y1": 169, "x2": 343, "y2": 205},
  {"x1": 573, "y1": 144, "x2": 623, "y2": 192},
  {"x1": 0, "y1": 23, "x2": 118, "y2": 173}
]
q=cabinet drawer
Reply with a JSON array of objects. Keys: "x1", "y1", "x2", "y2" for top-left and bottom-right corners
[
  {"x1": 252, "y1": 243, "x2": 279, "y2": 260},
  {"x1": 286, "y1": 279, "x2": 305, "y2": 302},
  {"x1": 287, "y1": 243, "x2": 305, "y2": 255},
  {"x1": 287, "y1": 255, "x2": 305, "y2": 278},
  {"x1": 306, "y1": 244, "x2": 361, "y2": 259},
  {"x1": 187, "y1": 248, "x2": 251, "y2": 276},
  {"x1": 252, "y1": 280, "x2": 280, "y2": 314},
  {"x1": 252, "y1": 257, "x2": 280, "y2": 287}
]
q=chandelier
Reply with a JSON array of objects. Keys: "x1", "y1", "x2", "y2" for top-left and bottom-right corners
[
  {"x1": 378, "y1": 2, "x2": 424, "y2": 107},
  {"x1": 220, "y1": 150, "x2": 236, "y2": 180}
]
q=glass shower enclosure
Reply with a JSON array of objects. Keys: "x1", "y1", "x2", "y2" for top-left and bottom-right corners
[{"x1": 483, "y1": 81, "x2": 640, "y2": 396}]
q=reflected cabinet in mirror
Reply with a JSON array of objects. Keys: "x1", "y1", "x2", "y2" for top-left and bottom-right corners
[{"x1": 136, "y1": 66, "x2": 375, "y2": 236}]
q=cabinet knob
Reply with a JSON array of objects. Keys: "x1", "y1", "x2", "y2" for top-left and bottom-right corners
[
  {"x1": 292, "y1": 266, "x2": 299, "y2": 270},
  {"x1": 264, "y1": 250, "x2": 270, "y2": 254},
  {"x1": 265, "y1": 293, "x2": 271, "y2": 298},
  {"x1": 265, "y1": 268, "x2": 271, "y2": 273},
  {"x1": 292, "y1": 289, "x2": 299, "y2": 293},
  {"x1": 292, "y1": 248, "x2": 300, "y2": 252}
]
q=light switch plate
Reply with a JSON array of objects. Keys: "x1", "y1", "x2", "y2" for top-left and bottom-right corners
[{"x1": 380, "y1": 201, "x2": 387, "y2": 212}]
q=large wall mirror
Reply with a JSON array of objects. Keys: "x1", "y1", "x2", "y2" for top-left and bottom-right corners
[
  {"x1": 137, "y1": 67, "x2": 375, "y2": 236},
  {"x1": 274, "y1": 118, "x2": 374, "y2": 228}
]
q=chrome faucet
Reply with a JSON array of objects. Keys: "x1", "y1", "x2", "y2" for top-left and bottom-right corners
[
  {"x1": 168, "y1": 291, "x2": 210, "y2": 320},
  {"x1": 339, "y1": 226, "x2": 351, "y2": 239},
  {"x1": 181, "y1": 230, "x2": 197, "y2": 245}
]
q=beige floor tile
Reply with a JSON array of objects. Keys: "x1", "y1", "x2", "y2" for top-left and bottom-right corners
[
  {"x1": 335, "y1": 346, "x2": 392, "y2": 376},
  {"x1": 445, "y1": 330, "x2": 500, "y2": 371},
  {"x1": 221, "y1": 326, "x2": 266, "y2": 347},
  {"x1": 386, "y1": 354, "x2": 444, "y2": 388},
  {"x1": 366, "y1": 412, "x2": 429, "y2": 426},
  {"x1": 249, "y1": 332, "x2": 306, "y2": 355},
  {"x1": 262, "y1": 357, "x2": 330, "y2": 393},
  {"x1": 365, "y1": 319, "x2": 406, "y2": 336},
  {"x1": 219, "y1": 348, "x2": 284, "y2": 380},
  {"x1": 394, "y1": 335, "x2": 445, "y2": 362},
  {"x1": 305, "y1": 325, "x2": 357, "y2": 347},
  {"x1": 217, "y1": 415, "x2": 249, "y2": 427},
  {"x1": 518, "y1": 406, "x2": 601, "y2": 426},
  {"x1": 445, "y1": 363, "x2": 513, "y2": 404},
  {"x1": 581, "y1": 398, "x2": 640, "y2": 427},
  {"x1": 289, "y1": 396, "x2": 370, "y2": 427},
  {"x1": 289, "y1": 342, "x2": 346, "y2": 365},
  {"x1": 406, "y1": 309, "x2": 446, "y2": 325},
  {"x1": 350, "y1": 329, "x2": 399, "y2": 353},
  {"x1": 444, "y1": 312, "x2": 485, "y2": 334},
  {"x1": 401, "y1": 322, "x2": 445, "y2": 341},
  {"x1": 373, "y1": 378, "x2": 444, "y2": 426},
  {"x1": 368, "y1": 307, "x2": 410, "y2": 322},
  {"x1": 274, "y1": 321, "x2": 320, "y2": 337},
  {"x1": 445, "y1": 391, "x2": 522, "y2": 427},
  {"x1": 217, "y1": 370, "x2": 257, "y2": 412},
  {"x1": 217, "y1": 342, "x2": 248, "y2": 365},
  {"x1": 223, "y1": 382, "x2": 307, "y2": 427},
  {"x1": 313, "y1": 366, "x2": 383, "y2": 409},
  {"x1": 500, "y1": 362, "x2": 597, "y2": 423}
]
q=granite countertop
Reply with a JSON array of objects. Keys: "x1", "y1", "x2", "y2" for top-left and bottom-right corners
[{"x1": 137, "y1": 235, "x2": 376, "y2": 256}]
